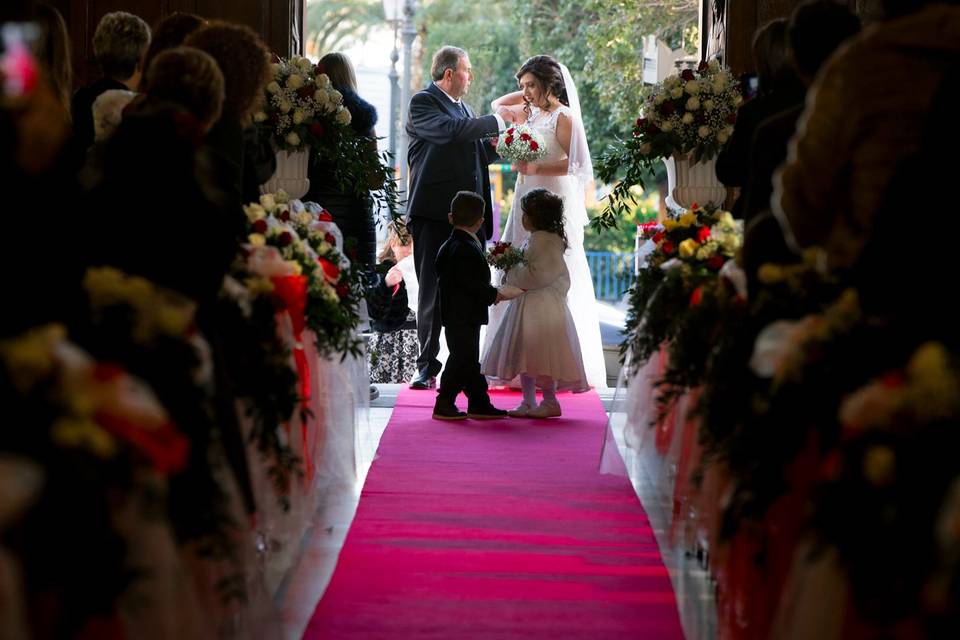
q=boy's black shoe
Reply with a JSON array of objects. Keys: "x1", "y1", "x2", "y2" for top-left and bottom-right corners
[
  {"x1": 466, "y1": 404, "x2": 508, "y2": 420},
  {"x1": 432, "y1": 401, "x2": 467, "y2": 421}
]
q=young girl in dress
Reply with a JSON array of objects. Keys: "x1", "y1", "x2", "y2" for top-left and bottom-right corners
[{"x1": 481, "y1": 188, "x2": 588, "y2": 418}]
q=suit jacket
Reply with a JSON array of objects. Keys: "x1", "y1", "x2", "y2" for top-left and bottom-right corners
[
  {"x1": 436, "y1": 229, "x2": 498, "y2": 327},
  {"x1": 405, "y1": 83, "x2": 500, "y2": 239}
]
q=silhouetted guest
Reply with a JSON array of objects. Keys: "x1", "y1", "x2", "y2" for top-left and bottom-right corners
[
  {"x1": 137, "y1": 12, "x2": 206, "y2": 93},
  {"x1": 305, "y1": 51, "x2": 380, "y2": 266},
  {"x1": 185, "y1": 22, "x2": 273, "y2": 218},
  {"x1": 715, "y1": 19, "x2": 804, "y2": 219},
  {"x1": 71, "y1": 11, "x2": 150, "y2": 150}
]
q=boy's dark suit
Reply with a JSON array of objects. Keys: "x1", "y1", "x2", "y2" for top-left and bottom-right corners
[{"x1": 434, "y1": 228, "x2": 499, "y2": 413}]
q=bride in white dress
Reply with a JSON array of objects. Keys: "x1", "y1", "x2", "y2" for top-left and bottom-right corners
[{"x1": 483, "y1": 55, "x2": 607, "y2": 389}]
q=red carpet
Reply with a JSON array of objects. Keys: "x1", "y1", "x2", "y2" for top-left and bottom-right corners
[{"x1": 303, "y1": 389, "x2": 684, "y2": 639}]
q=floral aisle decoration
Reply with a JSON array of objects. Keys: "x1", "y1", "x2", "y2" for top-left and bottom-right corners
[
  {"x1": 0, "y1": 324, "x2": 189, "y2": 636},
  {"x1": 244, "y1": 190, "x2": 365, "y2": 359},
  {"x1": 594, "y1": 60, "x2": 742, "y2": 229},
  {"x1": 256, "y1": 56, "x2": 401, "y2": 218}
]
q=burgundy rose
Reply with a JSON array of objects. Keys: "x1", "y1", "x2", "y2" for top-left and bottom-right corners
[
  {"x1": 310, "y1": 123, "x2": 325, "y2": 137},
  {"x1": 529, "y1": 141, "x2": 539, "y2": 151},
  {"x1": 519, "y1": 133, "x2": 531, "y2": 141},
  {"x1": 297, "y1": 85, "x2": 314, "y2": 100},
  {"x1": 505, "y1": 136, "x2": 514, "y2": 146},
  {"x1": 252, "y1": 219, "x2": 268, "y2": 234},
  {"x1": 278, "y1": 209, "x2": 291, "y2": 222},
  {"x1": 681, "y1": 69, "x2": 695, "y2": 82},
  {"x1": 696, "y1": 111, "x2": 706, "y2": 124},
  {"x1": 698, "y1": 61, "x2": 709, "y2": 72},
  {"x1": 324, "y1": 232, "x2": 336, "y2": 245},
  {"x1": 636, "y1": 117, "x2": 646, "y2": 129},
  {"x1": 661, "y1": 102, "x2": 676, "y2": 117},
  {"x1": 277, "y1": 231, "x2": 293, "y2": 247},
  {"x1": 336, "y1": 283, "x2": 350, "y2": 298},
  {"x1": 726, "y1": 113, "x2": 737, "y2": 125},
  {"x1": 662, "y1": 240, "x2": 676, "y2": 255},
  {"x1": 646, "y1": 122, "x2": 661, "y2": 136},
  {"x1": 707, "y1": 255, "x2": 725, "y2": 271}
]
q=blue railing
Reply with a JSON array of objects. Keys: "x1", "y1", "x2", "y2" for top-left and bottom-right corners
[{"x1": 585, "y1": 251, "x2": 636, "y2": 301}]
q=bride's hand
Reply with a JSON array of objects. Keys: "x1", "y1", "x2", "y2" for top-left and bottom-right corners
[{"x1": 514, "y1": 161, "x2": 538, "y2": 176}]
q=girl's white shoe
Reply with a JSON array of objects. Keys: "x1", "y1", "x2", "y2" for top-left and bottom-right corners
[
  {"x1": 508, "y1": 402, "x2": 534, "y2": 418},
  {"x1": 528, "y1": 399, "x2": 561, "y2": 418}
]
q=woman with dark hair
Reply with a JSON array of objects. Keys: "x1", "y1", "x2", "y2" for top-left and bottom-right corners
[
  {"x1": 715, "y1": 19, "x2": 805, "y2": 219},
  {"x1": 137, "y1": 12, "x2": 205, "y2": 93},
  {"x1": 185, "y1": 22, "x2": 273, "y2": 233},
  {"x1": 482, "y1": 54, "x2": 607, "y2": 390},
  {"x1": 304, "y1": 51, "x2": 379, "y2": 266},
  {"x1": 32, "y1": 3, "x2": 72, "y2": 120}
]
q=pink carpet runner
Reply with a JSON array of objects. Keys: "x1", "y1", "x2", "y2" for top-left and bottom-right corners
[{"x1": 304, "y1": 389, "x2": 684, "y2": 639}]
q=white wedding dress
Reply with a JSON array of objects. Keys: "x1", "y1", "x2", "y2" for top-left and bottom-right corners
[{"x1": 483, "y1": 104, "x2": 607, "y2": 389}]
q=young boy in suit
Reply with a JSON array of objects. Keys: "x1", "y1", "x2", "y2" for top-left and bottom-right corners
[{"x1": 432, "y1": 191, "x2": 510, "y2": 420}]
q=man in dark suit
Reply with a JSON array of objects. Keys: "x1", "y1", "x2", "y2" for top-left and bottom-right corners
[
  {"x1": 432, "y1": 192, "x2": 508, "y2": 420},
  {"x1": 405, "y1": 45, "x2": 514, "y2": 389}
]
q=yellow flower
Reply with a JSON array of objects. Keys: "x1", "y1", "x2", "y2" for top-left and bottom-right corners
[
  {"x1": 906, "y1": 342, "x2": 960, "y2": 421},
  {"x1": 52, "y1": 417, "x2": 118, "y2": 459},
  {"x1": 245, "y1": 277, "x2": 274, "y2": 296},
  {"x1": 663, "y1": 219, "x2": 678, "y2": 232},
  {"x1": 717, "y1": 211, "x2": 735, "y2": 227},
  {"x1": 757, "y1": 264, "x2": 785, "y2": 284},
  {"x1": 248, "y1": 233, "x2": 266, "y2": 247},
  {"x1": 679, "y1": 238, "x2": 699, "y2": 259},
  {"x1": 862, "y1": 445, "x2": 896, "y2": 487},
  {"x1": 287, "y1": 260, "x2": 303, "y2": 276},
  {"x1": 0, "y1": 324, "x2": 66, "y2": 393},
  {"x1": 678, "y1": 212, "x2": 697, "y2": 227}
]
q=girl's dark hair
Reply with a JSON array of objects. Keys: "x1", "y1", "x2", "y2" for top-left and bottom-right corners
[
  {"x1": 33, "y1": 3, "x2": 73, "y2": 119},
  {"x1": 752, "y1": 19, "x2": 799, "y2": 95},
  {"x1": 520, "y1": 188, "x2": 567, "y2": 250},
  {"x1": 515, "y1": 55, "x2": 568, "y2": 115},
  {"x1": 138, "y1": 12, "x2": 206, "y2": 92}
]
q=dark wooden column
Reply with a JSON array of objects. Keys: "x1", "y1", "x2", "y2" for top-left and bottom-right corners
[{"x1": 49, "y1": 0, "x2": 304, "y2": 86}]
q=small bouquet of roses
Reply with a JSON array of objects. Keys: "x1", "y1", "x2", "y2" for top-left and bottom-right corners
[
  {"x1": 496, "y1": 124, "x2": 547, "y2": 163},
  {"x1": 486, "y1": 241, "x2": 526, "y2": 272}
]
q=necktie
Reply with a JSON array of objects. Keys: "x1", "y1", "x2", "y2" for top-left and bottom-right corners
[{"x1": 457, "y1": 102, "x2": 468, "y2": 118}]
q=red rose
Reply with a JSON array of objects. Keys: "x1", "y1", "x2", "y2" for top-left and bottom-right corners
[
  {"x1": 662, "y1": 240, "x2": 676, "y2": 255},
  {"x1": 519, "y1": 133, "x2": 531, "y2": 141},
  {"x1": 681, "y1": 69, "x2": 695, "y2": 81},
  {"x1": 661, "y1": 102, "x2": 676, "y2": 116},
  {"x1": 297, "y1": 85, "x2": 314, "y2": 100},
  {"x1": 689, "y1": 286, "x2": 703, "y2": 306},
  {"x1": 697, "y1": 226, "x2": 711, "y2": 242},
  {"x1": 336, "y1": 282, "x2": 350, "y2": 298},
  {"x1": 698, "y1": 61, "x2": 709, "y2": 72},
  {"x1": 881, "y1": 371, "x2": 905, "y2": 388},
  {"x1": 279, "y1": 209, "x2": 291, "y2": 222},
  {"x1": 505, "y1": 136, "x2": 514, "y2": 146},
  {"x1": 277, "y1": 231, "x2": 293, "y2": 247},
  {"x1": 310, "y1": 123, "x2": 325, "y2": 137},
  {"x1": 315, "y1": 63, "x2": 326, "y2": 76},
  {"x1": 318, "y1": 209, "x2": 333, "y2": 222},
  {"x1": 696, "y1": 111, "x2": 706, "y2": 124},
  {"x1": 529, "y1": 141, "x2": 539, "y2": 151},
  {"x1": 646, "y1": 122, "x2": 660, "y2": 136},
  {"x1": 707, "y1": 255, "x2": 725, "y2": 271},
  {"x1": 636, "y1": 117, "x2": 646, "y2": 128},
  {"x1": 652, "y1": 231, "x2": 665, "y2": 244},
  {"x1": 690, "y1": 202, "x2": 700, "y2": 210},
  {"x1": 252, "y1": 219, "x2": 268, "y2": 234},
  {"x1": 324, "y1": 232, "x2": 336, "y2": 245},
  {"x1": 348, "y1": 247, "x2": 358, "y2": 259},
  {"x1": 726, "y1": 113, "x2": 737, "y2": 124},
  {"x1": 507, "y1": 128, "x2": 515, "y2": 135},
  {"x1": 318, "y1": 257, "x2": 340, "y2": 283}
]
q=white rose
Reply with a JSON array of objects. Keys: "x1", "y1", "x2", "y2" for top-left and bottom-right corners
[
  {"x1": 335, "y1": 107, "x2": 352, "y2": 125},
  {"x1": 321, "y1": 282, "x2": 339, "y2": 303},
  {"x1": 293, "y1": 110, "x2": 305, "y2": 124},
  {"x1": 685, "y1": 80, "x2": 700, "y2": 95},
  {"x1": 653, "y1": 93, "x2": 666, "y2": 105},
  {"x1": 286, "y1": 73, "x2": 304, "y2": 90},
  {"x1": 314, "y1": 89, "x2": 328, "y2": 104},
  {"x1": 661, "y1": 121, "x2": 674, "y2": 132},
  {"x1": 244, "y1": 203, "x2": 267, "y2": 222},
  {"x1": 698, "y1": 125, "x2": 711, "y2": 138},
  {"x1": 708, "y1": 59, "x2": 720, "y2": 72},
  {"x1": 259, "y1": 194, "x2": 277, "y2": 211},
  {"x1": 328, "y1": 89, "x2": 343, "y2": 104},
  {"x1": 317, "y1": 74, "x2": 331, "y2": 88},
  {"x1": 725, "y1": 125, "x2": 734, "y2": 137},
  {"x1": 275, "y1": 190, "x2": 290, "y2": 204},
  {"x1": 734, "y1": 94, "x2": 743, "y2": 105},
  {"x1": 639, "y1": 143, "x2": 652, "y2": 155},
  {"x1": 267, "y1": 81, "x2": 281, "y2": 94},
  {"x1": 269, "y1": 63, "x2": 281, "y2": 76},
  {"x1": 703, "y1": 99, "x2": 715, "y2": 111},
  {"x1": 253, "y1": 111, "x2": 268, "y2": 123},
  {"x1": 713, "y1": 75, "x2": 728, "y2": 91},
  {"x1": 682, "y1": 112, "x2": 694, "y2": 124},
  {"x1": 286, "y1": 131, "x2": 301, "y2": 147},
  {"x1": 717, "y1": 130, "x2": 729, "y2": 143},
  {"x1": 279, "y1": 100, "x2": 292, "y2": 114},
  {"x1": 670, "y1": 87, "x2": 683, "y2": 99},
  {"x1": 686, "y1": 97, "x2": 700, "y2": 111}
]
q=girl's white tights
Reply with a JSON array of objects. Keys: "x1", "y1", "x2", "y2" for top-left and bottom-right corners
[{"x1": 521, "y1": 374, "x2": 558, "y2": 406}]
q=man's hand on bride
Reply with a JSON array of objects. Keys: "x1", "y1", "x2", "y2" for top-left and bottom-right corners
[{"x1": 514, "y1": 161, "x2": 538, "y2": 176}]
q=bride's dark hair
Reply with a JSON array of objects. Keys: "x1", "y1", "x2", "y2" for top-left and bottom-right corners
[{"x1": 515, "y1": 55, "x2": 568, "y2": 115}]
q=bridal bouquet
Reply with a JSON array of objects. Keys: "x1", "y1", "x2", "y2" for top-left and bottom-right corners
[
  {"x1": 496, "y1": 124, "x2": 547, "y2": 163},
  {"x1": 486, "y1": 241, "x2": 526, "y2": 272}
]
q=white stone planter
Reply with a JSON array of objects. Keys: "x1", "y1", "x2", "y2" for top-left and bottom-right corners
[
  {"x1": 663, "y1": 154, "x2": 727, "y2": 211},
  {"x1": 261, "y1": 148, "x2": 310, "y2": 200}
]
